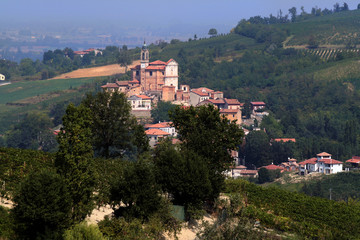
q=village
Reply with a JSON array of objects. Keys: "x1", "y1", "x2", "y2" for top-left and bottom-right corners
[{"x1": 100, "y1": 43, "x2": 358, "y2": 180}]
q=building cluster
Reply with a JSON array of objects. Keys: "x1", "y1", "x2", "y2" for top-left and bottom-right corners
[{"x1": 73, "y1": 48, "x2": 103, "y2": 57}]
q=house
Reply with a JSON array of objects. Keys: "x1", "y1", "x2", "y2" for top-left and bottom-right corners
[
  {"x1": 145, "y1": 122, "x2": 177, "y2": 137},
  {"x1": 345, "y1": 156, "x2": 360, "y2": 167},
  {"x1": 145, "y1": 128, "x2": 171, "y2": 147},
  {"x1": 189, "y1": 87, "x2": 213, "y2": 106},
  {"x1": 224, "y1": 98, "x2": 242, "y2": 110},
  {"x1": 251, "y1": 101, "x2": 266, "y2": 111},
  {"x1": 220, "y1": 108, "x2": 242, "y2": 125},
  {"x1": 131, "y1": 42, "x2": 178, "y2": 99},
  {"x1": 128, "y1": 95, "x2": 152, "y2": 110},
  {"x1": 226, "y1": 165, "x2": 258, "y2": 178},
  {"x1": 101, "y1": 80, "x2": 141, "y2": 96},
  {"x1": 196, "y1": 99, "x2": 225, "y2": 109},
  {"x1": 279, "y1": 158, "x2": 299, "y2": 171},
  {"x1": 299, "y1": 152, "x2": 343, "y2": 175},
  {"x1": 260, "y1": 164, "x2": 285, "y2": 172}
]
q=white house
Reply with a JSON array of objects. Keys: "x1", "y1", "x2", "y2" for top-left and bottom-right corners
[
  {"x1": 189, "y1": 87, "x2": 213, "y2": 106},
  {"x1": 128, "y1": 95, "x2": 152, "y2": 110},
  {"x1": 145, "y1": 128, "x2": 170, "y2": 147},
  {"x1": 0, "y1": 74, "x2": 5, "y2": 81},
  {"x1": 299, "y1": 152, "x2": 343, "y2": 175}
]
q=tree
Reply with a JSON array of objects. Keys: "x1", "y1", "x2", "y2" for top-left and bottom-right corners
[
  {"x1": 6, "y1": 112, "x2": 55, "y2": 151},
  {"x1": 151, "y1": 101, "x2": 176, "y2": 123},
  {"x1": 308, "y1": 35, "x2": 318, "y2": 49},
  {"x1": 169, "y1": 105, "x2": 243, "y2": 200},
  {"x1": 334, "y1": 3, "x2": 341, "y2": 12},
  {"x1": 109, "y1": 160, "x2": 164, "y2": 220},
  {"x1": 358, "y1": 3, "x2": 360, "y2": 10},
  {"x1": 342, "y1": 2, "x2": 349, "y2": 11},
  {"x1": 117, "y1": 45, "x2": 132, "y2": 72},
  {"x1": 12, "y1": 170, "x2": 72, "y2": 240},
  {"x1": 243, "y1": 130, "x2": 271, "y2": 168},
  {"x1": 82, "y1": 91, "x2": 149, "y2": 158},
  {"x1": 19, "y1": 58, "x2": 36, "y2": 76},
  {"x1": 208, "y1": 28, "x2": 218, "y2": 37},
  {"x1": 154, "y1": 140, "x2": 212, "y2": 218},
  {"x1": 55, "y1": 103, "x2": 96, "y2": 223},
  {"x1": 243, "y1": 100, "x2": 252, "y2": 119},
  {"x1": 288, "y1": 7, "x2": 297, "y2": 22},
  {"x1": 64, "y1": 222, "x2": 107, "y2": 240}
]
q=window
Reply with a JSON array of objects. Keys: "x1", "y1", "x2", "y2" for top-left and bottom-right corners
[
  {"x1": 136, "y1": 71, "x2": 139, "y2": 76},
  {"x1": 150, "y1": 71, "x2": 153, "y2": 76},
  {"x1": 162, "y1": 72, "x2": 164, "y2": 75}
]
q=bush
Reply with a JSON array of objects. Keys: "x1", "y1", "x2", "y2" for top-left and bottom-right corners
[{"x1": 64, "y1": 222, "x2": 107, "y2": 240}]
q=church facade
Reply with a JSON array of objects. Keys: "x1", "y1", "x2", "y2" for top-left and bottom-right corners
[{"x1": 131, "y1": 43, "x2": 179, "y2": 94}]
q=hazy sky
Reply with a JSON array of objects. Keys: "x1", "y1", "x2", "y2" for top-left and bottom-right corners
[{"x1": 2, "y1": 0, "x2": 360, "y2": 34}]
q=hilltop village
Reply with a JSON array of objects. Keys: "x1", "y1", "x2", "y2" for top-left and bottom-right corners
[{"x1": 100, "y1": 43, "x2": 354, "y2": 178}]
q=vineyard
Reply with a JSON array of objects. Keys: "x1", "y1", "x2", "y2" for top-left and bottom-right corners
[
  {"x1": 305, "y1": 48, "x2": 360, "y2": 60},
  {"x1": 225, "y1": 179, "x2": 360, "y2": 239}
]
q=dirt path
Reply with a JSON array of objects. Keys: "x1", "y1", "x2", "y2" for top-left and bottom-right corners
[{"x1": 52, "y1": 60, "x2": 140, "y2": 80}]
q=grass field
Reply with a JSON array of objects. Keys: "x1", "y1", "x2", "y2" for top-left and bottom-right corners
[{"x1": 0, "y1": 77, "x2": 107, "y2": 134}]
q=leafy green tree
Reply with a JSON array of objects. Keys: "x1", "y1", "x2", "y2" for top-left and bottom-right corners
[
  {"x1": 117, "y1": 45, "x2": 132, "y2": 72},
  {"x1": 358, "y1": 3, "x2": 360, "y2": 9},
  {"x1": 12, "y1": 170, "x2": 72, "y2": 240},
  {"x1": 6, "y1": 112, "x2": 55, "y2": 151},
  {"x1": 208, "y1": 28, "x2": 218, "y2": 37},
  {"x1": 55, "y1": 103, "x2": 96, "y2": 223},
  {"x1": 64, "y1": 222, "x2": 107, "y2": 240},
  {"x1": 19, "y1": 58, "x2": 36, "y2": 76},
  {"x1": 151, "y1": 101, "x2": 176, "y2": 123},
  {"x1": 109, "y1": 160, "x2": 163, "y2": 220},
  {"x1": 169, "y1": 105, "x2": 243, "y2": 200},
  {"x1": 288, "y1": 7, "x2": 297, "y2": 22},
  {"x1": 82, "y1": 91, "x2": 149, "y2": 158},
  {"x1": 154, "y1": 140, "x2": 212, "y2": 218},
  {"x1": 243, "y1": 130, "x2": 271, "y2": 167},
  {"x1": 242, "y1": 100, "x2": 252, "y2": 119}
]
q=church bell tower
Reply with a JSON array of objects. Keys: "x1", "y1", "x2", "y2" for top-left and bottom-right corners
[{"x1": 140, "y1": 41, "x2": 149, "y2": 69}]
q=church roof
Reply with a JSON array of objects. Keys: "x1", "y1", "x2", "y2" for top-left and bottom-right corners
[{"x1": 149, "y1": 60, "x2": 167, "y2": 65}]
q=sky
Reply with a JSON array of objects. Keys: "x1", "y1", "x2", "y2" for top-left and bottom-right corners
[{"x1": 1, "y1": 0, "x2": 360, "y2": 38}]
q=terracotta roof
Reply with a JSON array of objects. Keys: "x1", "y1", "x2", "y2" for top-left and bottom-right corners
[
  {"x1": 298, "y1": 158, "x2": 317, "y2": 165},
  {"x1": 319, "y1": 158, "x2": 343, "y2": 165},
  {"x1": 146, "y1": 66, "x2": 165, "y2": 70},
  {"x1": 262, "y1": 164, "x2": 284, "y2": 170},
  {"x1": 136, "y1": 95, "x2": 152, "y2": 100},
  {"x1": 147, "y1": 122, "x2": 172, "y2": 128},
  {"x1": 289, "y1": 158, "x2": 297, "y2": 162},
  {"x1": 171, "y1": 138, "x2": 182, "y2": 144},
  {"x1": 166, "y1": 59, "x2": 175, "y2": 64},
  {"x1": 346, "y1": 158, "x2": 360, "y2": 164},
  {"x1": 101, "y1": 83, "x2": 119, "y2": 88},
  {"x1": 208, "y1": 99, "x2": 225, "y2": 104},
  {"x1": 74, "y1": 51, "x2": 88, "y2": 55},
  {"x1": 230, "y1": 165, "x2": 247, "y2": 169},
  {"x1": 239, "y1": 170, "x2": 258, "y2": 175},
  {"x1": 191, "y1": 89, "x2": 210, "y2": 96},
  {"x1": 317, "y1": 152, "x2": 332, "y2": 157},
  {"x1": 273, "y1": 138, "x2": 296, "y2": 143},
  {"x1": 193, "y1": 87, "x2": 214, "y2": 93},
  {"x1": 145, "y1": 129, "x2": 170, "y2": 136},
  {"x1": 251, "y1": 101, "x2": 266, "y2": 105},
  {"x1": 224, "y1": 98, "x2": 241, "y2": 105},
  {"x1": 116, "y1": 81, "x2": 129, "y2": 86},
  {"x1": 128, "y1": 80, "x2": 139, "y2": 84},
  {"x1": 149, "y1": 60, "x2": 167, "y2": 65},
  {"x1": 220, "y1": 109, "x2": 239, "y2": 114}
]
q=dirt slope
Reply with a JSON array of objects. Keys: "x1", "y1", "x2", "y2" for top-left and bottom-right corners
[{"x1": 52, "y1": 60, "x2": 140, "y2": 79}]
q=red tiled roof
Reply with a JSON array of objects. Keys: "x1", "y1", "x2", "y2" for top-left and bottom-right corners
[
  {"x1": 136, "y1": 95, "x2": 152, "y2": 100},
  {"x1": 346, "y1": 158, "x2": 360, "y2": 164},
  {"x1": 150, "y1": 60, "x2": 166, "y2": 65},
  {"x1": 145, "y1": 129, "x2": 170, "y2": 136},
  {"x1": 262, "y1": 164, "x2": 284, "y2": 170},
  {"x1": 289, "y1": 158, "x2": 297, "y2": 162},
  {"x1": 251, "y1": 101, "x2": 266, "y2": 105},
  {"x1": 191, "y1": 89, "x2": 210, "y2": 96},
  {"x1": 116, "y1": 80, "x2": 129, "y2": 86},
  {"x1": 171, "y1": 138, "x2": 182, "y2": 144},
  {"x1": 317, "y1": 152, "x2": 332, "y2": 157},
  {"x1": 224, "y1": 98, "x2": 241, "y2": 105},
  {"x1": 193, "y1": 87, "x2": 214, "y2": 93},
  {"x1": 128, "y1": 80, "x2": 139, "y2": 84},
  {"x1": 319, "y1": 158, "x2": 343, "y2": 165},
  {"x1": 166, "y1": 59, "x2": 175, "y2": 65},
  {"x1": 220, "y1": 109, "x2": 239, "y2": 114},
  {"x1": 273, "y1": 138, "x2": 296, "y2": 143},
  {"x1": 101, "y1": 83, "x2": 119, "y2": 88},
  {"x1": 147, "y1": 122, "x2": 172, "y2": 128},
  {"x1": 239, "y1": 170, "x2": 258, "y2": 175},
  {"x1": 298, "y1": 158, "x2": 317, "y2": 165},
  {"x1": 146, "y1": 66, "x2": 165, "y2": 70}
]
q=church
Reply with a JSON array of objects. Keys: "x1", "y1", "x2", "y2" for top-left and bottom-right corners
[{"x1": 130, "y1": 43, "x2": 179, "y2": 100}]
